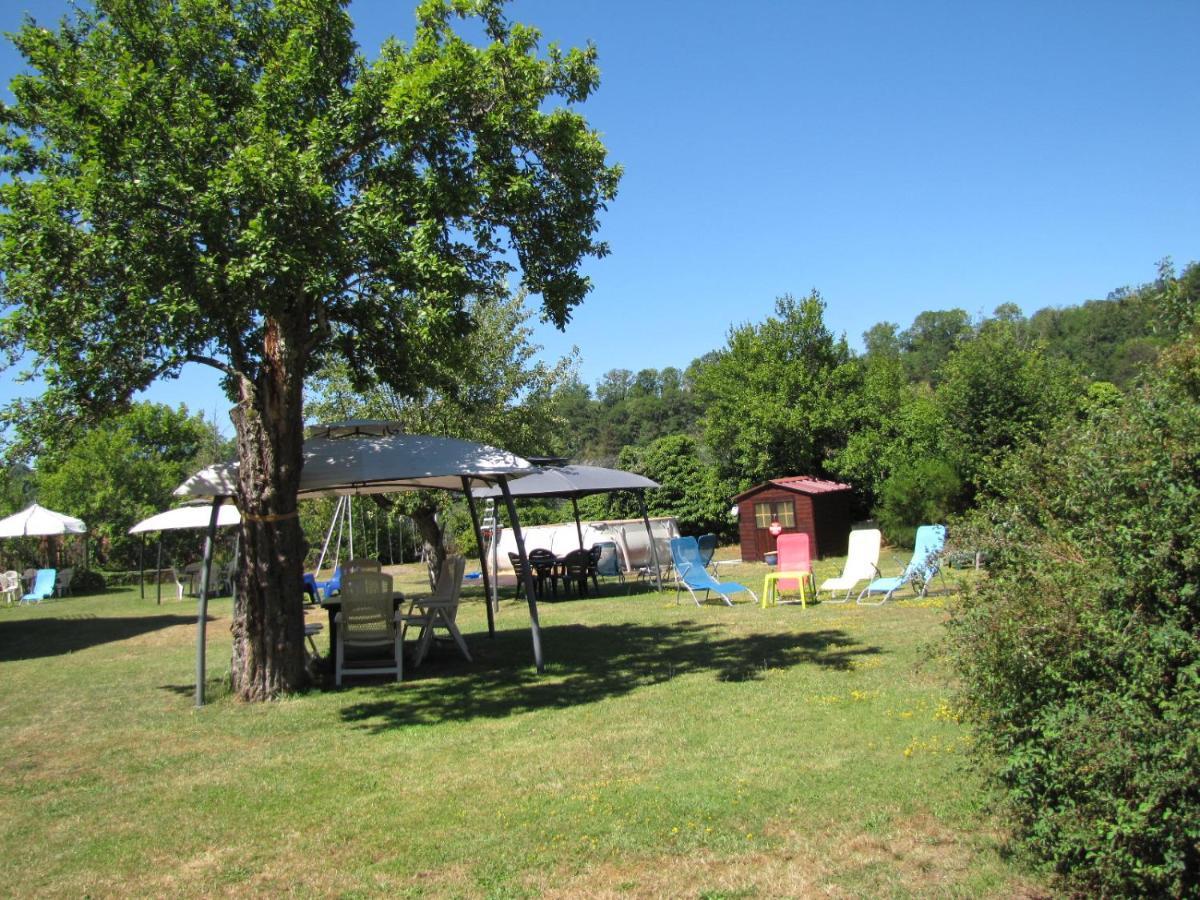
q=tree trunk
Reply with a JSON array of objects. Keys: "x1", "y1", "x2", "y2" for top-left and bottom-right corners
[
  {"x1": 228, "y1": 318, "x2": 308, "y2": 701},
  {"x1": 411, "y1": 504, "x2": 445, "y2": 589}
]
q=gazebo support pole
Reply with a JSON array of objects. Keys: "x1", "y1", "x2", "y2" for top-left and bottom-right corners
[
  {"x1": 638, "y1": 490, "x2": 663, "y2": 592},
  {"x1": 155, "y1": 537, "x2": 164, "y2": 605},
  {"x1": 499, "y1": 478, "x2": 544, "y2": 674},
  {"x1": 462, "y1": 477, "x2": 495, "y2": 638},
  {"x1": 194, "y1": 498, "x2": 221, "y2": 708},
  {"x1": 571, "y1": 497, "x2": 585, "y2": 551},
  {"x1": 139, "y1": 535, "x2": 145, "y2": 600}
]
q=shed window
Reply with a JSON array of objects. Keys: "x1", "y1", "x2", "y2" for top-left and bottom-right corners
[{"x1": 754, "y1": 501, "x2": 795, "y2": 528}]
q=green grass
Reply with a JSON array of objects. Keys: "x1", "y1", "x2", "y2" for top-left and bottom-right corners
[{"x1": 0, "y1": 555, "x2": 1042, "y2": 897}]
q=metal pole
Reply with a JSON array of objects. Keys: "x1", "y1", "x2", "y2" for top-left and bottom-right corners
[
  {"x1": 139, "y1": 534, "x2": 145, "y2": 600},
  {"x1": 462, "y1": 477, "x2": 495, "y2": 638},
  {"x1": 499, "y1": 477, "x2": 544, "y2": 674},
  {"x1": 155, "y1": 537, "x2": 164, "y2": 605},
  {"x1": 571, "y1": 497, "x2": 585, "y2": 551},
  {"x1": 638, "y1": 491, "x2": 663, "y2": 592},
  {"x1": 194, "y1": 497, "x2": 221, "y2": 708}
]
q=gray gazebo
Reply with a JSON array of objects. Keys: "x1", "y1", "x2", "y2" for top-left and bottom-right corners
[
  {"x1": 173, "y1": 422, "x2": 545, "y2": 706},
  {"x1": 473, "y1": 464, "x2": 664, "y2": 590}
]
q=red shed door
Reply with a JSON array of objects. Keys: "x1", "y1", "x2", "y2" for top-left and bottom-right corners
[{"x1": 752, "y1": 499, "x2": 796, "y2": 558}]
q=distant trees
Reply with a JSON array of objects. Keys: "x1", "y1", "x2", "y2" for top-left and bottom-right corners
[
  {"x1": 693, "y1": 292, "x2": 852, "y2": 488},
  {"x1": 34, "y1": 403, "x2": 227, "y2": 568}
]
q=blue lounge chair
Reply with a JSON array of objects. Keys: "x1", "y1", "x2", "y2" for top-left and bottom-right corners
[
  {"x1": 670, "y1": 537, "x2": 758, "y2": 606},
  {"x1": 21, "y1": 568, "x2": 56, "y2": 603},
  {"x1": 857, "y1": 525, "x2": 947, "y2": 605}
]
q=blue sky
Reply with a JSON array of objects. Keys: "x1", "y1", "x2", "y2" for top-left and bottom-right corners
[{"x1": 2, "y1": 0, "x2": 1198, "y2": 435}]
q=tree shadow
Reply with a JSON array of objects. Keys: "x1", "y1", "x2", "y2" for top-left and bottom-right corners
[
  {"x1": 340, "y1": 621, "x2": 881, "y2": 732},
  {"x1": 0, "y1": 614, "x2": 206, "y2": 662}
]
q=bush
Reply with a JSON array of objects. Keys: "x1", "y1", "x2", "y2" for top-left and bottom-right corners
[
  {"x1": 69, "y1": 569, "x2": 107, "y2": 594},
  {"x1": 947, "y1": 351, "x2": 1200, "y2": 896},
  {"x1": 872, "y1": 456, "x2": 961, "y2": 547}
]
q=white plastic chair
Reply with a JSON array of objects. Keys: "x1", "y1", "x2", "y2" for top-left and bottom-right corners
[
  {"x1": 401, "y1": 555, "x2": 470, "y2": 668},
  {"x1": 54, "y1": 567, "x2": 74, "y2": 598},
  {"x1": 1, "y1": 571, "x2": 19, "y2": 605},
  {"x1": 819, "y1": 529, "x2": 882, "y2": 603},
  {"x1": 334, "y1": 570, "x2": 402, "y2": 686}
]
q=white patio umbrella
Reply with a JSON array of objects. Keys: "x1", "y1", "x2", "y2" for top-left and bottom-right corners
[
  {"x1": 0, "y1": 503, "x2": 87, "y2": 570},
  {"x1": 0, "y1": 502, "x2": 86, "y2": 537},
  {"x1": 130, "y1": 503, "x2": 242, "y2": 605}
]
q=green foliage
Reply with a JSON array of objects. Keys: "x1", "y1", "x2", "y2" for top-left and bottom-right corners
[
  {"x1": 947, "y1": 337, "x2": 1200, "y2": 896},
  {"x1": 69, "y1": 568, "x2": 107, "y2": 595},
  {"x1": 694, "y1": 292, "x2": 853, "y2": 486},
  {"x1": 935, "y1": 320, "x2": 1080, "y2": 497},
  {"x1": 35, "y1": 403, "x2": 226, "y2": 568},
  {"x1": 872, "y1": 457, "x2": 960, "y2": 548},
  {"x1": 899, "y1": 308, "x2": 973, "y2": 385},
  {"x1": 0, "y1": 0, "x2": 621, "y2": 432},
  {"x1": 606, "y1": 434, "x2": 733, "y2": 538},
  {"x1": 828, "y1": 352, "x2": 947, "y2": 500}
]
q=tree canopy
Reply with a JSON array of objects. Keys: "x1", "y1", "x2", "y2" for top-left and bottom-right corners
[{"x1": 0, "y1": 0, "x2": 620, "y2": 699}]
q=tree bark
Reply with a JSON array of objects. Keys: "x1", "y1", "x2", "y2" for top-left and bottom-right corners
[
  {"x1": 410, "y1": 503, "x2": 446, "y2": 589},
  {"x1": 228, "y1": 317, "x2": 308, "y2": 700}
]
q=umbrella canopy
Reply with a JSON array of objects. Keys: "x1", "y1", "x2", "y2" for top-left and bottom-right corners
[
  {"x1": 471, "y1": 465, "x2": 659, "y2": 499},
  {"x1": 0, "y1": 503, "x2": 86, "y2": 537},
  {"x1": 175, "y1": 433, "x2": 535, "y2": 500},
  {"x1": 129, "y1": 503, "x2": 241, "y2": 534}
]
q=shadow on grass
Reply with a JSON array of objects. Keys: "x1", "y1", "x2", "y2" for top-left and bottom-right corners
[
  {"x1": 340, "y1": 621, "x2": 880, "y2": 731},
  {"x1": 0, "y1": 614, "x2": 206, "y2": 661}
]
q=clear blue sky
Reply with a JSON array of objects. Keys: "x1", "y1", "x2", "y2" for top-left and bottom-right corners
[{"x1": 2, "y1": 0, "x2": 1198, "y2": 436}]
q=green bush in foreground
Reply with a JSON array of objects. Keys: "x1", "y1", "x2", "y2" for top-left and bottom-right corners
[{"x1": 947, "y1": 342, "x2": 1200, "y2": 896}]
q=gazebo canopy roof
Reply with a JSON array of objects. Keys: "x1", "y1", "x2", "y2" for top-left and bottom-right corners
[
  {"x1": 472, "y1": 464, "x2": 659, "y2": 500},
  {"x1": 0, "y1": 503, "x2": 86, "y2": 537},
  {"x1": 175, "y1": 430, "x2": 535, "y2": 500}
]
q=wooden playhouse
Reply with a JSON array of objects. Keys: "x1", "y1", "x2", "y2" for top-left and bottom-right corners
[{"x1": 732, "y1": 476, "x2": 854, "y2": 561}]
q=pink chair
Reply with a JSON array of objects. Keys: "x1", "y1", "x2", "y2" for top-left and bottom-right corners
[{"x1": 762, "y1": 533, "x2": 815, "y2": 608}]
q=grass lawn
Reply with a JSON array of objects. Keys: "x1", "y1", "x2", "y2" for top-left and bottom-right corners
[{"x1": 0, "y1": 553, "x2": 1044, "y2": 898}]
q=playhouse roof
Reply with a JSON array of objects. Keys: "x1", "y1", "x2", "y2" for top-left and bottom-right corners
[{"x1": 732, "y1": 476, "x2": 852, "y2": 502}]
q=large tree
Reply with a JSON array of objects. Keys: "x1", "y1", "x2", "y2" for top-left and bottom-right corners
[
  {"x1": 693, "y1": 292, "x2": 853, "y2": 487},
  {"x1": 0, "y1": 0, "x2": 619, "y2": 700}
]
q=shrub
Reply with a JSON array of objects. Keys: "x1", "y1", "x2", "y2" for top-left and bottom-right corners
[
  {"x1": 69, "y1": 569, "x2": 107, "y2": 595},
  {"x1": 946, "y1": 349, "x2": 1200, "y2": 896},
  {"x1": 872, "y1": 456, "x2": 961, "y2": 547}
]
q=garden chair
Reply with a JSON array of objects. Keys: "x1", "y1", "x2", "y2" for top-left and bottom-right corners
[
  {"x1": 21, "y1": 568, "x2": 56, "y2": 603},
  {"x1": 697, "y1": 534, "x2": 718, "y2": 573},
  {"x1": 334, "y1": 570, "x2": 402, "y2": 686},
  {"x1": 857, "y1": 524, "x2": 947, "y2": 605},
  {"x1": 560, "y1": 548, "x2": 591, "y2": 597},
  {"x1": 528, "y1": 548, "x2": 560, "y2": 599},
  {"x1": 54, "y1": 567, "x2": 74, "y2": 598},
  {"x1": 587, "y1": 544, "x2": 602, "y2": 592},
  {"x1": 670, "y1": 537, "x2": 757, "y2": 606},
  {"x1": 592, "y1": 541, "x2": 626, "y2": 592},
  {"x1": 401, "y1": 555, "x2": 470, "y2": 667},
  {"x1": 2, "y1": 570, "x2": 19, "y2": 605},
  {"x1": 762, "y1": 533, "x2": 815, "y2": 608},
  {"x1": 166, "y1": 567, "x2": 185, "y2": 601},
  {"x1": 343, "y1": 558, "x2": 381, "y2": 574},
  {"x1": 820, "y1": 529, "x2": 882, "y2": 602}
]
